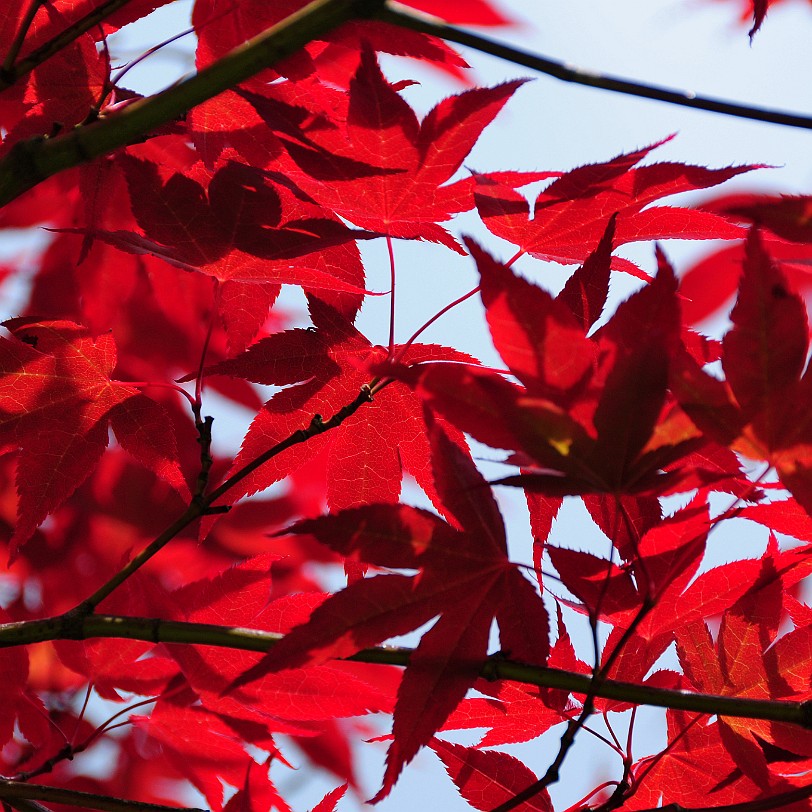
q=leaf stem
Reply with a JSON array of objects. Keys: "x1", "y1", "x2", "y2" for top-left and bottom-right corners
[
  {"x1": 109, "y1": 24, "x2": 197, "y2": 90},
  {"x1": 386, "y1": 234, "x2": 397, "y2": 356},
  {"x1": 376, "y1": 4, "x2": 812, "y2": 131},
  {"x1": 121, "y1": 380, "x2": 196, "y2": 408},
  {"x1": 395, "y1": 284, "x2": 481, "y2": 361}
]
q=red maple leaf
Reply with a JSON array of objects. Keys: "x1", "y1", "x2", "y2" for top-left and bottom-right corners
[
  {"x1": 0, "y1": 2, "x2": 109, "y2": 147},
  {"x1": 0, "y1": 318, "x2": 189, "y2": 550},
  {"x1": 675, "y1": 550, "x2": 812, "y2": 790},
  {"x1": 199, "y1": 298, "x2": 476, "y2": 515},
  {"x1": 279, "y1": 48, "x2": 527, "y2": 253},
  {"x1": 406, "y1": 0, "x2": 513, "y2": 25},
  {"x1": 309, "y1": 784, "x2": 348, "y2": 812},
  {"x1": 165, "y1": 554, "x2": 395, "y2": 738},
  {"x1": 709, "y1": 193, "x2": 812, "y2": 244},
  {"x1": 430, "y1": 738, "x2": 552, "y2": 811},
  {"x1": 474, "y1": 137, "x2": 760, "y2": 277},
  {"x1": 192, "y1": 0, "x2": 479, "y2": 88},
  {"x1": 229, "y1": 415, "x2": 550, "y2": 801},
  {"x1": 85, "y1": 156, "x2": 374, "y2": 295},
  {"x1": 674, "y1": 228, "x2": 812, "y2": 514},
  {"x1": 133, "y1": 696, "x2": 258, "y2": 812},
  {"x1": 403, "y1": 239, "x2": 708, "y2": 499},
  {"x1": 224, "y1": 761, "x2": 294, "y2": 812},
  {"x1": 440, "y1": 677, "x2": 575, "y2": 748},
  {"x1": 625, "y1": 710, "x2": 760, "y2": 808}
]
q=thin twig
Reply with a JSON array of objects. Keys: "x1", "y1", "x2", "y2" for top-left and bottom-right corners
[
  {"x1": 490, "y1": 596, "x2": 655, "y2": 812},
  {"x1": 375, "y1": 3, "x2": 812, "y2": 131},
  {"x1": 57, "y1": 383, "x2": 373, "y2": 617},
  {"x1": 205, "y1": 383, "x2": 374, "y2": 504},
  {"x1": 1, "y1": 0, "x2": 48, "y2": 78}
]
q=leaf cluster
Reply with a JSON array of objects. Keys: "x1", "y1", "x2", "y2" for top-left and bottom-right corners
[{"x1": 0, "y1": 2, "x2": 810, "y2": 812}]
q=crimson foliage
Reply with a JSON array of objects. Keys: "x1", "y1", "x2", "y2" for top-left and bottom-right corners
[{"x1": 0, "y1": 1, "x2": 810, "y2": 811}]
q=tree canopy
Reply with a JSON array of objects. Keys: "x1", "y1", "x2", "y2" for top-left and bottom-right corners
[{"x1": 0, "y1": 1, "x2": 811, "y2": 811}]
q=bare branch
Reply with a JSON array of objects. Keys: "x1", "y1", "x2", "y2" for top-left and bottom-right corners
[{"x1": 376, "y1": 3, "x2": 812, "y2": 131}]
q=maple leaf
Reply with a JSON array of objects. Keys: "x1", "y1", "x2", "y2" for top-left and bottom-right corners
[
  {"x1": 675, "y1": 550, "x2": 812, "y2": 790},
  {"x1": 710, "y1": 193, "x2": 812, "y2": 243},
  {"x1": 278, "y1": 48, "x2": 528, "y2": 253},
  {"x1": 474, "y1": 137, "x2": 760, "y2": 277},
  {"x1": 0, "y1": 1, "x2": 806, "y2": 810},
  {"x1": 746, "y1": 0, "x2": 773, "y2": 37},
  {"x1": 230, "y1": 415, "x2": 550, "y2": 801},
  {"x1": 430, "y1": 739, "x2": 552, "y2": 811},
  {"x1": 310, "y1": 784, "x2": 348, "y2": 812},
  {"x1": 403, "y1": 239, "x2": 708, "y2": 500},
  {"x1": 406, "y1": 0, "x2": 513, "y2": 25},
  {"x1": 678, "y1": 198, "x2": 812, "y2": 326},
  {"x1": 224, "y1": 761, "x2": 293, "y2": 812},
  {"x1": 192, "y1": 0, "x2": 477, "y2": 90},
  {"x1": 440, "y1": 678, "x2": 573, "y2": 748},
  {"x1": 674, "y1": 228, "x2": 812, "y2": 514},
  {"x1": 0, "y1": 319, "x2": 189, "y2": 551},
  {"x1": 0, "y1": 2, "x2": 108, "y2": 148},
  {"x1": 0, "y1": 608, "x2": 45, "y2": 757},
  {"x1": 14, "y1": 0, "x2": 177, "y2": 39},
  {"x1": 625, "y1": 710, "x2": 761, "y2": 808},
  {"x1": 133, "y1": 696, "x2": 258, "y2": 812},
  {"x1": 54, "y1": 572, "x2": 180, "y2": 700},
  {"x1": 166, "y1": 554, "x2": 395, "y2": 738},
  {"x1": 199, "y1": 298, "x2": 476, "y2": 516},
  {"x1": 84, "y1": 155, "x2": 374, "y2": 298}
]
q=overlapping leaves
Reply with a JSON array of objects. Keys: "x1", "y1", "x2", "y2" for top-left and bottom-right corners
[
  {"x1": 401, "y1": 236, "x2": 709, "y2": 501},
  {"x1": 674, "y1": 228, "x2": 812, "y2": 512},
  {"x1": 230, "y1": 416, "x2": 550, "y2": 801},
  {"x1": 0, "y1": 319, "x2": 188, "y2": 551}
]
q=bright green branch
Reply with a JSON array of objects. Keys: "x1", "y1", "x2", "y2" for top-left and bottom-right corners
[
  {"x1": 0, "y1": 0, "x2": 386, "y2": 208},
  {"x1": 1, "y1": 614, "x2": 810, "y2": 730}
]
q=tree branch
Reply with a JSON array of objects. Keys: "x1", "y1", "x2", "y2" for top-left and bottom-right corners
[
  {"x1": 1, "y1": 0, "x2": 139, "y2": 90},
  {"x1": 635, "y1": 780, "x2": 812, "y2": 812},
  {"x1": 0, "y1": 780, "x2": 207, "y2": 812},
  {"x1": 1, "y1": 614, "x2": 810, "y2": 730},
  {"x1": 58, "y1": 384, "x2": 373, "y2": 616},
  {"x1": 375, "y1": 3, "x2": 812, "y2": 131},
  {"x1": 1, "y1": 0, "x2": 49, "y2": 79},
  {"x1": 0, "y1": 0, "x2": 387, "y2": 208},
  {"x1": 205, "y1": 383, "x2": 374, "y2": 504}
]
